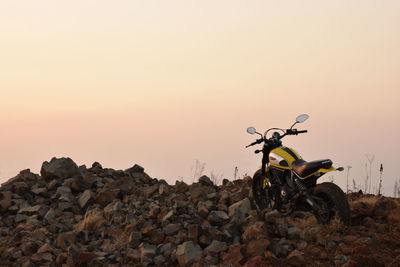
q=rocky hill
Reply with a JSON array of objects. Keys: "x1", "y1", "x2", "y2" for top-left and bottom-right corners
[{"x1": 0, "y1": 157, "x2": 399, "y2": 267}]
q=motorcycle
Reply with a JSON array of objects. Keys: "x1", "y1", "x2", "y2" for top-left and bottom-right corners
[{"x1": 246, "y1": 114, "x2": 351, "y2": 225}]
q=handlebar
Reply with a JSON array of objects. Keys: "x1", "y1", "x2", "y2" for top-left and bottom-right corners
[
  {"x1": 246, "y1": 129, "x2": 307, "y2": 148},
  {"x1": 246, "y1": 138, "x2": 264, "y2": 148}
]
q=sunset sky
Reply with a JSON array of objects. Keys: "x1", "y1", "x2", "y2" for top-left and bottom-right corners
[{"x1": 1, "y1": 1, "x2": 399, "y2": 195}]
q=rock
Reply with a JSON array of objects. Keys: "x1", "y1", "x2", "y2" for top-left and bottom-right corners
[
  {"x1": 79, "y1": 190, "x2": 93, "y2": 208},
  {"x1": 139, "y1": 243, "x2": 157, "y2": 266},
  {"x1": 0, "y1": 191, "x2": 13, "y2": 210},
  {"x1": 243, "y1": 256, "x2": 266, "y2": 267},
  {"x1": 197, "y1": 202, "x2": 209, "y2": 218},
  {"x1": 43, "y1": 208, "x2": 56, "y2": 224},
  {"x1": 18, "y1": 205, "x2": 47, "y2": 216},
  {"x1": 175, "y1": 180, "x2": 189, "y2": 193},
  {"x1": 199, "y1": 175, "x2": 214, "y2": 186},
  {"x1": 176, "y1": 241, "x2": 203, "y2": 266},
  {"x1": 242, "y1": 221, "x2": 268, "y2": 242},
  {"x1": 162, "y1": 210, "x2": 174, "y2": 221},
  {"x1": 31, "y1": 252, "x2": 54, "y2": 262},
  {"x1": 95, "y1": 188, "x2": 116, "y2": 205},
  {"x1": 159, "y1": 183, "x2": 170, "y2": 196},
  {"x1": 208, "y1": 210, "x2": 229, "y2": 226},
  {"x1": 21, "y1": 242, "x2": 39, "y2": 256},
  {"x1": 287, "y1": 227, "x2": 301, "y2": 240},
  {"x1": 270, "y1": 241, "x2": 290, "y2": 258},
  {"x1": 154, "y1": 254, "x2": 166, "y2": 266},
  {"x1": 129, "y1": 231, "x2": 143, "y2": 248},
  {"x1": 15, "y1": 214, "x2": 28, "y2": 223},
  {"x1": 187, "y1": 224, "x2": 200, "y2": 242},
  {"x1": 222, "y1": 244, "x2": 244, "y2": 265},
  {"x1": 13, "y1": 182, "x2": 29, "y2": 195},
  {"x1": 41, "y1": 157, "x2": 82, "y2": 181},
  {"x1": 287, "y1": 250, "x2": 305, "y2": 266},
  {"x1": 125, "y1": 164, "x2": 145, "y2": 174},
  {"x1": 246, "y1": 239, "x2": 269, "y2": 257},
  {"x1": 160, "y1": 243, "x2": 174, "y2": 258},
  {"x1": 205, "y1": 240, "x2": 228, "y2": 254},
  {"x1": 163, "y1": 223, "x2": 182, "y2": 236},
  {"x1": 37, "y1": 243, "x2": 54, "y2": 254},
  {"x1": 56, "y1": 186, "x2": 74, "y2": 202},
  {"x1": 31, "y1": 187, "x2": 47, "y2": 195},
  {"x1": 334, "y1": 254, "x2": 348, "y2": 266},
  {"x1": 228, "y1": 197, "x2": 251, "y2": 222}
]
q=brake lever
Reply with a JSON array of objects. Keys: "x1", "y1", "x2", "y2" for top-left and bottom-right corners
[{"x1": 254, "y1": 149, "x2": 262, "y2": 154}]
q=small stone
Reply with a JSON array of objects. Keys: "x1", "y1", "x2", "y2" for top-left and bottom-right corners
[
  {"x1": 31, "y1": 187, "x2": 47, "y2": 195},
  {"x1": 154, "y1": 255, "x2": 166, "y2": 266},
  {"x1": 37, "y1": 243, "x2": 54, "y2": 254},
  {"x1": 207, "y1": 210, "x2": 229, "y2": 226},
  {"x1": 228, "y1": 197, "x2": 251, "y2": 222},
  {"x1": 287, "y1": 250, "x2": 305, "y2": 266},
  {"x1": 176, "y1": 241, "x2": 203, "y2": 266},
  {"x1": 242, "y1": 221, "x2": 268, "y2": 242},
  {"x1": 187, "y1": 224, "x2": 199, "y2": 242},
  {"x1": 162, "y1": 210, "x2": 174, "y2": 221},
  {"x1": 160, "y1": 243, "x2": 174, "y2": 257},
  {"x1": 139, "y1": 243, "x2": 157, "y2": 265},
  {"x1": 197, "y1": 202, "x2": 209, "y2": 218},
  {"x1": 0, "y1": 191, "x2": 12, "y2": 210},
  {"x1": 129, "y1": 231, "x2": 143, "y2": 248},
  {"x1": 163, "y1": 223, "x2": 182, "y2": 236},
  {"x1": 13, "y1": 182, "x2": 29, "y2": 195},
  {"x1": 21, "y1": 242, "x2": 39, "y2": 256},
  {"x1": 205, "y1": 240, "x2": 228, "y2": 254},
  {"x1": 287, "y1": 227, "x2": 301, "y2": 240},
  {"x1": 78, "y1": 190, "x2": 93, "y2": 208},
  {"x1": 246, "y1": 239, "x2": 269, "y2": 257},
  {"x1": 222, "y1": 244, "x2": 244, "y2": 265}
]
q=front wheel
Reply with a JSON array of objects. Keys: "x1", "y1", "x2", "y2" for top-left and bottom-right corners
[
  {"x1": 313, "y1": 182, "x2": 351, "y2": 225},
  {"x1": 252, "y1": 170, "x2": 269, "y2": 210}
]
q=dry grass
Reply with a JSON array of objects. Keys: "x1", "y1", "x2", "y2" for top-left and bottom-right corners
[
  {"x1": 74, "y1": 208, "x2": 106, "y2": 233},
  {"x1": 349, "y1": 194, "x2": 380, "y2": 207},
  {"x1": 287, "y1": 212, "x2": 317, "y2": 228},
  {"x1": 321, "y1": 216, "x2": 347, "y2": 236}
]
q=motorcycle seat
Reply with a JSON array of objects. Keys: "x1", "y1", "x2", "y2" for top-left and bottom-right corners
[{"x1": 292, "y1": 159, "x2": 332, "y2": 178}]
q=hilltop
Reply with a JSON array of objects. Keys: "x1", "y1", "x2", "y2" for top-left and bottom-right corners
[{"x1": 0, "y1": 157, "x2": 399, "y2": 266}]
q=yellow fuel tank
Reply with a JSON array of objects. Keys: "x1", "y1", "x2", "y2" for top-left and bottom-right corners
[{"x1": 269, "y1": 146, "x2": 302, "y2": 170}]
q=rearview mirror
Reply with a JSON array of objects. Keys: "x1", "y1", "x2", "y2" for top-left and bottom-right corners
[
  {"x1": 247, "y1": 127, "x2": 256, "y2": 134},
  {"x1": 296, "y1": 114, "x2": 309, "y2": 123}
]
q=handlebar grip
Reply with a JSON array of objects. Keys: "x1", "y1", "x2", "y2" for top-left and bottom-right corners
[{"x1": 297, "y1": 130, "x2": 308, "y2": 134}]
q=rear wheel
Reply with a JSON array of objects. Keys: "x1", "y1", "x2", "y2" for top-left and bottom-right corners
[{"x1": 313, "y1": 182, "x2": 351, "y2": 225}]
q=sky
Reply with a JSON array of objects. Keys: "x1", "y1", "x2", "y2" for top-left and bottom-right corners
[{"x1": 1, "y1": 1, "x2": 399, "y2": 196}]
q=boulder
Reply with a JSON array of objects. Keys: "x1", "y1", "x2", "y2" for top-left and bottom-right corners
[
  {"x1": 199, "y1": 175, "x2": 214, "y2": 186},
  {"x1": 41, "y1": 157, "x2": 82, "y2": 181}
]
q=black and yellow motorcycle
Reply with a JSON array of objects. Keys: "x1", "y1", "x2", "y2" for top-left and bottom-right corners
[{"x1": 246, "y1": 114, "x2": 350, "y2": 225}]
